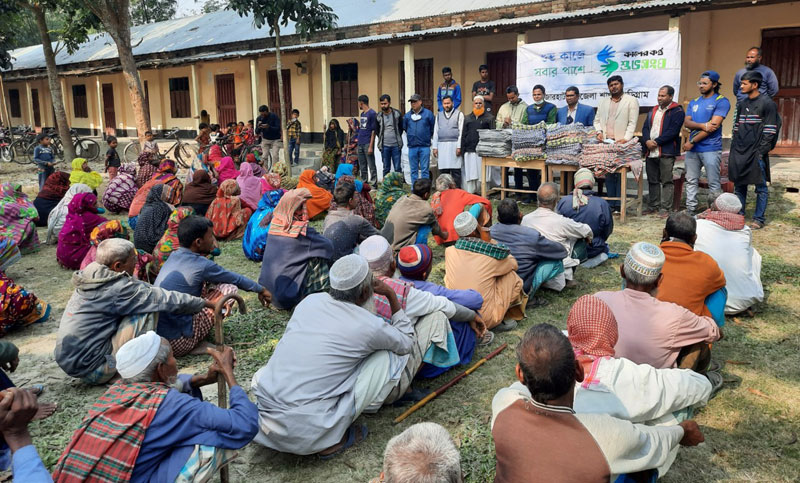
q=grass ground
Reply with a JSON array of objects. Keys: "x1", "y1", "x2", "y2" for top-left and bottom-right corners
[{"x1": 2, "y1": 158, "x2": 800, "y2": 482}]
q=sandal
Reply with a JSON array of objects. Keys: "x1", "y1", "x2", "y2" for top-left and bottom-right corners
[
  {"x1": 478, "y1": 331, "x2": 495, "y2": 347},
  {"x1": 318, "y1": 424, "x2": 368, "y2": 460},
  {"x1": 29, "y1": 384, "x2": 45, "y2": 397},
  {"x1": 749, "y1": 221, "x2": 764, "y2": 230}
]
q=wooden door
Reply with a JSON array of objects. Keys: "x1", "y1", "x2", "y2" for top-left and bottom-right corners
[
  {"x1": 761, "y1": 27, "x2": 800, "y2": 155},
  {"x1": 399, "y1": 58, "x2": 434, "y2": 113},
  {"x1": 487, "y1": 50, "x2": 517, "y2": 101},
  {"x1": 102, "y1": 83, "x2": 116, "y2": 135},
  {"x1": 30, "y1": 89, "x2": 41, "y2": 128},
  {"x1": 268, "y1": 69, "x2": 292, "y2": 121},
  {"x1": 215, "y1": 74, "x2": 237, "y2": 127}
]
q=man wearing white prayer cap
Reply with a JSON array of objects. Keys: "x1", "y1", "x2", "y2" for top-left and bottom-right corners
[
  {"x1": 251, "y1": 254, "x2": 426, "y2": 457},
  {"x1": 445, "y1": 212, "x2": 526, "y2": 333},
  {"x1": 594, "y1": 242, "x2": 721, "y2": 371},
  {"x1": 53, "y1": 332, "x2": 258, "y2": 481},
  {"x1": 695, "y1": 192, "x2": 764, "y2": 315}
]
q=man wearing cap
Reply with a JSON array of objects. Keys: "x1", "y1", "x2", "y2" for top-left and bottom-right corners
[
  {"x1": 640, "y1": 85, "x2": 684, "y2": 215},
  {"x1": 437, "y1": 66, "x2": 462, "y2": 112},
  {"x1": 53, "y1": 332, "x2": 258, "y2": 482},
  {"x1": 462, "y1": 95, "x2": 496, "y2": 193},
  {"x1": 404, "y1": 94, "x2": 436, "y2": 185},
  {"x1": 445, "y1": 212, "x2": 525, "y2": 332},
  {"x1": 682, "y1": 70, "x2": 731, "y2": 215},
  {"x1": 695, "y1": 192, "x2": 764, "y2": 314},
  {"x1": 556, "y1": 169, "x2": 614, "y2": 269},
  {"x1": 251, "y1": 255, "x2": 423, "y2": 457},
  {"x1": 594, "y1": 242, "x2": 721, "y2": 371},
  {"x1": 360, "y1": 235, "x2": 490, "y2": 377},
  {"x1": 431, "y1": 173, "x2": 492, "y2": 246},
  {"x1": 523, "y1": 182, "x2": 593, "y2": 291},
  {"x1": 55, "y1": 238, "x2": 213, "y2": 385},
  {"x1": 490, "y1": 198, "x2": 567, "y2": 303},
  {"x1": 732, "y1": 47, "x2": 779, "y2": 101}
]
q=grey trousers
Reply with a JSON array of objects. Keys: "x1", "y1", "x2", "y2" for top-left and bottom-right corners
[
  {"x1": 357, "y1": 144, "x2": 378, "y2": 185},
  {"x1": 646, "y1": 155, "x2": 675, "y2": 211},
  {"x1": 260, "y1": 138, "x2": 282, "y2": 169}
]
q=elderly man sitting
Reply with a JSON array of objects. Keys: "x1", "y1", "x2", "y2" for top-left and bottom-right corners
[
  {"x1": 360, "y1": 235, "x2": 489, "y2": 379},
  {"x1": 445, "y1": 212, "x2": 525, "y2": 332},
  {"x1": 430, "y1": 173, "x2": 492, "y2": 245},
  {"x1": 381, "y1": 178, "x2": 448, "y2": 254},
  {"x1": 522, "y1": 182, "x2": 592, "y2": 291},
  {"x1": 251, "y1": 255, "x2": 423, "y2": 457},
  {"x1": 556, "y1": 168, "x2": 614, "y2": 268},
  {"x1": 490, "y1": 198, "x2": 567, "y2": 304},
  {"x1": 55, "y1": 238, "x2": 212, "y2": 385},
  {"x1": 323, "y1": 181, "x2": 380, "y2": 262},
  {"x1": 491, "y1": 324, "x2": 706, "y2": 483},
  {"x1": 595, "y1": 242, "x2": 721, "y2": 372},
  {"x1": 370, "y1": 422, "x2": 463, "y2": 483},
  {"x1": 52, "y1": 332, "x2": 258, "y2": 482},
  {"x1": 657, "y1": 211, "x2": 727, "y2": 326},
  {"x1": 568, "y1": 294, "x2": 713, "y2": 429},
  {"x1": 695, "y1": 192, "x2": 763, "y2": 314}
]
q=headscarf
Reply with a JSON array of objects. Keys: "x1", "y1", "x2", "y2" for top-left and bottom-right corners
[
  {"x1": 56, "y1": 192, "x2": 107, "y2": 269},
  {"x1": 375, "y1": 172, "x2": 407, "y2": 227},
  {"x1": 206, "y1": 179, "x2": 250, "y2": 240},
  {"x1": 151, "y1": 160, "x2": 183, "y2": 205},
  {"x1": 207, "y1": 144, "x2": 224, "y2": 168},
  {"x1": 38, "y1": 172, "x2": 71, "y2": 200},
  {"x1": 79, "y1": 220, "x2": 129, "y2": 269},
  {"x1": 268, "y1": 188, "x2": 311, "y2": 238},
  {"x1": 153, "y1": 206, "x2": 195, "y2": 270},
  {"x1": 296, "y1": 169, "x2": 333, "y2": 219},
  {"x1": 69, "y1": 158, "x2": 103, "y2": 190},
  {"x1": 335, "y1": 163, "x2": 355, "y2": 183},
  {"x1": 0, "y1": 183, "x2": 40, "y2": 252},
  {"x1": 567, "y1": 294, "x2": 618, "y2": 360},
  {"x1": 133, "y1": 184, "x2": 172, "y2": 253},
  {"x1": 47, "y1": 183, "x2": 92, "y2": 244},
  {"x1": 217, "y1": 156, "x2": 239, "y2": 184},
  {"x1": 331, "y1": 174, "x2": 378, "y2": 227},
  {"x1": 697, "y1": 192, "x2": 746, "y2": 231},
  {"x1": 153, "y1": 159, "x2": 177, "y2": 181},
  {"x1": 182, "y1": 169, "x2": 217, "y2": 205},
  {"x1": 135, "y1": 152, "x2": 158, "y2": 188},
  {"x1": 324, "y1": 119, "x2": 345, "y2": 150},
  {"x1": 572, "y1": 168, "x2": 595, "y2": 210},
  {"x1": 246, "y1": 153, "x2": 265, "y2": 177},
  {"x1": 236, "y1": 162, "x2": 263, "y2": 210},
  {"x1": 101, "y1": 165, "x2": 138, "y2": 213},
  {"x1": 265, "y1": 173, "x2": 282, "y2": 191},
  {"x1": 397, "y1": 244, "x2": 433, "y2": 280},
  {"x1": 242, "y1": 189, "x2": 285, "y2": 261}
]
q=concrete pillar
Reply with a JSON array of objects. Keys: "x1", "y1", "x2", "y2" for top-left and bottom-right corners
[
  {"x1": 403, "y1": 43, "x2": 415, "y2": 101},
  {"x1": 376, "y1": 47, "x2": 383, "y2": 101},
  {"x1": 157, "y1": 68, "x2": 166, "y2": 130},
  {"x1": 190, "y1": 64, "x2": 200, "y2": 132},
  {"x1": 0, "y1": 76, "x2": 10, "y2": 126},
  {"x1": 320, "y1": 52, "x2": 331, "y2": 124},
  {"x1": 25, "y1": 82, "x2": 34, "y2": 127},
  {"x1": 250, "y1": 59, "x2": 259, "y2": 123},
  {"x1": 95, "y1": 76, "x2": 104, "y2": 135}
]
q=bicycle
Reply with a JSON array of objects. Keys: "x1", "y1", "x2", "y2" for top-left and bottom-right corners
[
  {"x1": 7, "y1": 125, "x2": 37, "y2": 163},
  {"x1": 20, "y1": 128, "x2": 64, "y2": 165},
  {"x1": 71, "y1": 129, "x2": 101, "y2": 161},
  {"x1": 124, "y1": 128, "x2": 198, "y2": 169},
  {"x1": 0, "y1": 127, "x2": 11, "y2": 163}
]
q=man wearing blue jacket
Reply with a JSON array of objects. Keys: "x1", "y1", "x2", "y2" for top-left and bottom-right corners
[
  {"x1": 404, "y1": 94, "x2": 436, "y2": 185},
  {"x1": 556, "y1": 86, "x2": 595, "y2": 126},
  {"x1": 641, "y1": 85, "x2": 684, "y2": 214}
]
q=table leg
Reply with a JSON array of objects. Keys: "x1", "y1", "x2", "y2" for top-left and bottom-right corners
[
  {"x1": 620, "y1": 167, "x2": 628, "y2": 223},
  {"x1": 480, "y1": 159, "x2": 487, "y2": 198},
  {"x1": 501, "y1": 167, "x2": 507, "y2": 200}
]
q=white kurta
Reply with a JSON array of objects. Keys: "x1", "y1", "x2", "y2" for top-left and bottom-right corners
[
  {"x1": 432, "y1": 111, "x2": 464, "y2": 170},
  {"x1": 492, "y1": 382, "x2": 685, "y2": 480},
  {"x1": 522, "y1": 207, "x2": 593, "y2": 270},
  {"x1": 694, "y1": 219, "x2": 763, "y2": 314}
]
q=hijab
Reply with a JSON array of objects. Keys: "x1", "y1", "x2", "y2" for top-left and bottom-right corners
[
  {"x1": 38, "y1": 172, "x2": 71, "y2": 200},
  {"x1": 217, "y1": 156, "x2": 239, "y2": 184},
  {"x1": 265, "y1": 173, "x2": 282, "y2": 191},
  {"x1": 296, "y1": 169, "x2": 333, "y2": 219},
  {"x1": 268, "y1": 188, "x2": 311, "y2": 238},
  {"x1": 572, "y1": 168, "x2": 595, "y2": 211},
  {"x1": 69, "y1": 158, "x2": 103, "y2": 190},
  {"x1": 375, "y1": 172, "x2": 407, "y2": 226},
  {"x1": 134, "y1": 184, "x2": 173, "y2": 253},
  {"x1": 182, "y1": 169, "x2": 217, "y2": 205},
  {"x1": 236, "y1": 163, "x2": 264, "y2": 210},
  {"x1": 153, "y1": 206, "x2": 195, "y2": 271},
  {"x1": 46, "y1": 183, "x2": 92, "y2": 244}
]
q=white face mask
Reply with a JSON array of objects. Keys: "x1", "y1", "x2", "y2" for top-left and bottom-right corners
[
  {"x1": 533, "y1": 99, "x2": 544, "y2": 106},
  {"x1": 411, "y1": 113, "x2": 422, "y2": 121}
]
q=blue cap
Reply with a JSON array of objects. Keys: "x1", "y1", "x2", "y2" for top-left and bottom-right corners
[{"x1": 701, "y1": 70, "x2": 720, "y2": 83}]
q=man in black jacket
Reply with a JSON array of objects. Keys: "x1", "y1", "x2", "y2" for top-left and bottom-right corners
[
  {"x1": 461, "y1": 95, "x2": 495, "y2": 194},
  {"x1": 641, "y1": 86, "x2": 684, "y2": 215},
  {"x1": 377, "y1": 94, "x2": 404, "y2": 177},
  {"x1": 256, "y1": 105, "x2": 282, "y2": 168},
  {"x1": 729, "y1": 71, "x2": 779, "y2": 229}
]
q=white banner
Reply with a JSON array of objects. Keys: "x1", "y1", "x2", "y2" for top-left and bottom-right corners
[{"x1": 516, "y1": 30, "x2": 681, "y2": 108}]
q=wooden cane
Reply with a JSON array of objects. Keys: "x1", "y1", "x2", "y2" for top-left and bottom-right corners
[
  {"x1": 213, "y1": 293, "x2": 246, "y2": 483},
  {"x1": 394, "y1": 342, "x2": 508, "y2": 424}
]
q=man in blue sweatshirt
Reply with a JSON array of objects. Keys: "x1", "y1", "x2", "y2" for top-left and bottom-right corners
[
  {"x1": 732, "y1": 47, "x2": 779, "y2": 101},
  {"x1": 403, "y1": 94, "x2": 435, "y2": 185}
]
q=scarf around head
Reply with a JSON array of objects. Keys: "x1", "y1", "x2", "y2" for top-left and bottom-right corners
[
  {"x1": 697, "y1": 210, "x2": 746, "y2": 231},
  {"x1": 153, "y1": 206, "x2": 195, "y2": 270},
  {"x1": 182, "y1": 169, "x2": 217, "y2": 205},
  {"x1": 567, "y1": 294, "x2": 618, "y2": 360},
  {"x1": 134, "y1": 184, "x2": 172, "y2": 253},
  {"x1": 572, "y1": 168, "x2": 595, "y2": 210},
  {"x1": 268, "y1": 188, "x2": 311, "y2": 238},
  {"x1": 296, "y1": 169, "x2": 333, "y2": 219},
  {"x1": 236, "y1": 163, "x2": 263, "y2": 210},
  {"x1": 69, "y1": 158, "x2": 102, "y2": 190},
  {"x1": 375, "y1": 172, "x2": 407, "y2": 224},
  {"x1": 38, "y1": 171, "x2": 71, "y2": 200},
  {"x1": 217, "y1": 157, "x2": 239, "y2": 184},
  {"x1": 265, "y1": 173, "x2": 282, "y2": 191}
]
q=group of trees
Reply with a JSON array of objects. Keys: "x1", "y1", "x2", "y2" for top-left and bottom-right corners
[{"x1": 1, "y1": 0, "x2": 337, "y2": 170}]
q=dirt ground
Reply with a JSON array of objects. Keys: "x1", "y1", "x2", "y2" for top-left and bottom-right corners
[{"x1": 1, "y1": 158, "x2": 799, "y2": 482}]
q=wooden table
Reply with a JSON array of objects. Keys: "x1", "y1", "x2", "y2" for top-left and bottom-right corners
[
  {"x1": 545, "y1": 163, "x2": 644, "y2": 223},
  {"x1": 480, "y1": 156, "x2": 547, "y2": 200}
]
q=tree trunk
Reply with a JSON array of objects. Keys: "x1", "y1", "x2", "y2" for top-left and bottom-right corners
[
  {"x1": 30, "y1": 3, "x2": 76, "y2": 163},
  {"x1": 88, "y1": 1, "x2": 150, "y2": 144},
  {"x1": 274, "y1": 21, "x2": 290, "y2": 177}
]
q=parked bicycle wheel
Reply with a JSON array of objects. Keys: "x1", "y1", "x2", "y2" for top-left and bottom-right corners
[
  {"x1": 0, "y1": 145, "x2": 11, "y2": 163},
  {"x1": 123, "y1": 140, "x2": 141, "y2": 163},
  {"x1": 174, "y1": 143, "x2": 198, "y2": 169},
  {"x1": 75, "y1": 139, "x2": 100, "y2": 161},
  {"x1": 9, "y1": 139, "x2": 31, "y2": 163}
]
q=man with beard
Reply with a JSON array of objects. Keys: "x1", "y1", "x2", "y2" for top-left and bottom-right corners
[
  {"x1": 251, "y1": 255, "x2": 424, "y2": 457},
  {"x1": 433, "y1": 95, "x2": 465, "y2": 188},
  {"x1": 732, "y1": 47, "x2": 779, "y2": 101},
  {"x1": 376, "y1": 94, "x2": 404, "y2": 177}
]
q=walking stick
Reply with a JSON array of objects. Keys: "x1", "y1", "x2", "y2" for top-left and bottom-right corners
[
  {"x1": 213, "y1": 294, "x2": 246, "y2": 483},
  {"x1": 394, "y1": 342, "x2": 508, "y2": 424}
]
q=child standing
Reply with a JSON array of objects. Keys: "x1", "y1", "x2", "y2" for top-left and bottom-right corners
[
  {"x1": 33, "y1": 134, "x2": 55, "y2": 189},
  {"x1": 195, "y1": 123, "x2": 212, "y2": 154},
  {"x1": 104, "y1": 136, "x2": 121, "y2": 180},
  {"x1": 287, "y1": 109, "x2": 302, "y2": 166}
]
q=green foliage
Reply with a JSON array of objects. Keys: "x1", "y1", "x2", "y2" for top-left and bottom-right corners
[
  {"x1": 130, "y1": 0, "x2": 177, "y2": 25},
  {"x1": 225, "y1": 0, "x2": 337, "y2": 38},
  {"x1": 199, "y1": 0, "x2": 224, "y2": 14}
]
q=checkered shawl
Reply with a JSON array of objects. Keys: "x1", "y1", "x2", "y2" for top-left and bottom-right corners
[
  {"x1": 697, "y1": 210, "x2": 746, "y2": 231},
  {"x1": 454, "y1": 237, "x2": 510, "y2": 260},
  {"x1": 374, "y1": 276, "x2": 411, "y2": 323},
  {"x1": 567, "y1": 294, "x2": 618, "y2": 359},
  {"x1": 52, "y1": 383, "x2": 170, "y2": 483}
]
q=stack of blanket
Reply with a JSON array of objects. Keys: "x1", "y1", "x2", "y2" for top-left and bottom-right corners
[
  {"x1": 511, "y1": 122, "x2": 547, "y2": 162},
  {"x1": 545, "y1": 123, "x2": 597, "y2": 166},
  {"x1": 476, "y1": 129, "x2": 513, "y2": 157},
  {"x1": 580, "y1": 137, "x2": 643, "y2": 179}
]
